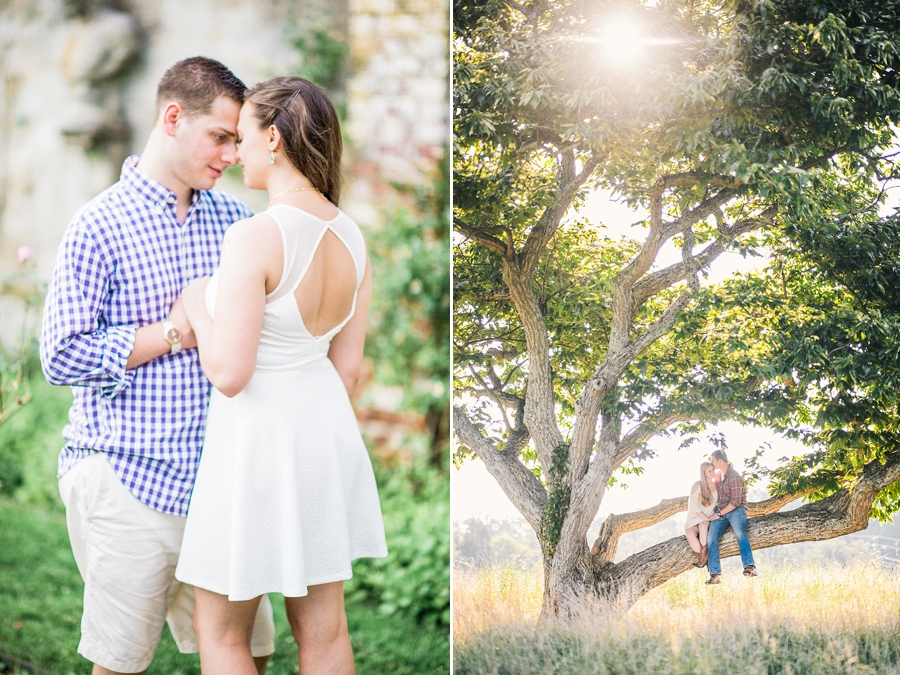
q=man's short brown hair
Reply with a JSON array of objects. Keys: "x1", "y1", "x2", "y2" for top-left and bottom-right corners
[
  {"x1": 155, "y1": 57, "x2": 246, "y2": 118},
  {"x1": 709, "y1": 450, "x2": 729, "y2": 464}
]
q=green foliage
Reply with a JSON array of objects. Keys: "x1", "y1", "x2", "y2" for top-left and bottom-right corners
[
  {"x1": 454, "y1": 0, "x2": 900, "y2": 527},
  {"x1": 1, "y1": 373, "x2": 450, "y2": 635},
  {"x1": 291, "y1": 26, "x2": 348, "y2": 96},
  {"x1": 0, "y1": 260, "x2": 44, "y2": 428},
  {"x1": 0, "y1": 499, "x2": 448, "y2": 674},
  {"x1": 367, "y1": 158, "x2": 451, "y2": 459},
  {"x1": 540, "y1": 442, "x2": 571, "y2": 560},
  {"x1": 0, "y1": 368, "x2": 72, "y2": 509},
  {"x1": 347, "y1": 461, "x2": 451, "y2": 629}
]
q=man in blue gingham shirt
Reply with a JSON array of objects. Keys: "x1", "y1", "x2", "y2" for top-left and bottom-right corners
[
  {"x1": 40, "y1": 57, "x2": 274, "y2": 674},
  {"x1": 41, "y1": 155, "x2": 249, "y2": 515}
]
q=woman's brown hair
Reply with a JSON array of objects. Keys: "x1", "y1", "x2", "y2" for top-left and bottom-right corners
[
  {"x1": 699, "y1": 461, "x2": 714, "y2": 507},
  {"x1": 245, "y1": 76, "x2": 342, "y2": 205}
]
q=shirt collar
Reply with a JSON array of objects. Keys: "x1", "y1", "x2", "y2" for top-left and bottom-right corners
[{"x1": 120, "y1": 155, "x2": 202, "y2": 209}]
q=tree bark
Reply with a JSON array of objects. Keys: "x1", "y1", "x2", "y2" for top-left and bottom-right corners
[
  {"x1": 584, "y1": 451, "x2": 900, "y2": 612},
  {"x1": 453, "y1": 406, "x2": 546, "y2": 531}
]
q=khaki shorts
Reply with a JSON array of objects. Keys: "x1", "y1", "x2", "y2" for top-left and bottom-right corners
[{"x1": 59, "y1": 453, "x2": 275, "y2": 673}]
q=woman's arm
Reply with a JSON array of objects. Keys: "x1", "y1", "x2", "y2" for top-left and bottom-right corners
[
  {"x1": 327, "y1": 254, "x2": 372, "y2": 397},
  {"x1": 183, "y1": 217, "x2": 275, "y2": 397}
]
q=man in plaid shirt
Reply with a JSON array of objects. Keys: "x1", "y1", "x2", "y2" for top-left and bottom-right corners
[
  {"x1": 41, "y1": 58, "x2": 274, "y2": 674},
  {"x1": 705, "y1": 449, "x2": 757, "y2": 584}
]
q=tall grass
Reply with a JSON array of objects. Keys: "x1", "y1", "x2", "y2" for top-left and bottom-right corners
[{"x1": 454, "y1": 560, "x2": 900, "y2": 674}]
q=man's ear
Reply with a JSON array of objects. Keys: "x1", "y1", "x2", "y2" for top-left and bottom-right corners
[{"x1": 160, "y1": 102, "x2": 184, "y2": 137}]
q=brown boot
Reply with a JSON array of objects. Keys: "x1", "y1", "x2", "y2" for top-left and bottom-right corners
[
  {"x1": 692, "y1": 552, "x2": 702, "y2": 568},
  {"x1": 698, "y1": 545, "x2": 708, "y2": 568}
]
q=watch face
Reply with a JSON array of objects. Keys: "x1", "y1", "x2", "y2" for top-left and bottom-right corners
[{"x1": 165, "y1": 325, "x2": 182, "y2": 343}]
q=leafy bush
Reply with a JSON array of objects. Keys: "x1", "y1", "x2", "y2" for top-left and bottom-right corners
[
  {"x1": 348, "y1": 461, "x2": 450, "y2": 628},
  {"x1": 0, "y1": 368, "x2": 72, "y2": 510},
  {"x1": 366, "y1": 158, "x2": 451, "y2": 464}
]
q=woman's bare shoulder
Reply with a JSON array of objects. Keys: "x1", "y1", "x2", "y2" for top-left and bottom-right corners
[
  {"x1": 225, "y1": 212, "x2": 279, "y2": 236},
  {"x1": 222, "y1": 213, "x2": 281, "y2": 251}
]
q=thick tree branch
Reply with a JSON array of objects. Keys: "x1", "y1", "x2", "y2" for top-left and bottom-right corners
[
  {"x1": 504, "y1": 261, "x2": 563, "y2": 470},
  {"x1": 680, "y1": 226, "x2": 700, "y2": 292},
  {"x1": 633, "y1": 239, "x2": 722, "y2": 302},
  {"x1": 568, "y1": 289, "x2": 692, "y2": 519},
  {"x1": 631, "y1": 204, "x2": 779, "y2": 321},
  {"x1": 453, "y1": 406, "x2": 546, "y2": 530},
  {"x1": 589, "y1": 491, "x2": 801, "y2": 565},
  {"x1": 454, "y1": 218, "x2": 509, "y2": 256},
  {"x1": 571, "y1": 204, "x2": 778, "y2": 503},
  {"x1": 661, "y1": 188, "x2": 739, "y2": 238},
  {"x1": 456, "y1": 385, "x2": 523, "y2": 411},
  {"x1": 574, "y1": 180, "x2": 749, "y2": 484},
  {"x1": 631, "y1": 290, "x2": 695, "y2": 356},
  {"x1": 520, "y1": 151, "x2": 603, "y2": 278},
  {"x1": 597, "y1": 450, "x2": 900, "y2": 606},
  {"x1": 610, "y1": 176, "x2": 741, "y2": 296}
]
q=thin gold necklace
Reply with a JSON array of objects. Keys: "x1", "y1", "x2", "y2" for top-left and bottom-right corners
[{"x1": 268, "y1": 186, "x2": 321, "y2": 208}]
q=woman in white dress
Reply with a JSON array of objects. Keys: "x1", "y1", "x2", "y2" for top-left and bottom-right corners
[
  {"x1": 685, "y1": 461, "x2": 718, "y2": 568},
  {"x1": 175, "y1": 76, "x2": 387, "y2": 675}
]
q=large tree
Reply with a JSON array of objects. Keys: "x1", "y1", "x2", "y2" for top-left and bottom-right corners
[{"x1": 453, "y1": 0, "x2": 900, "y2": 616}]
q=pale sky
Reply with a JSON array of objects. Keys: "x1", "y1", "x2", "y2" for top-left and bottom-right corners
[{"x1": 453, "y1": 183, "x2": 900, "y2": 541}]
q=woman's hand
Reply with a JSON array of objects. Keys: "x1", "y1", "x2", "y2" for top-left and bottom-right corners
[{"x1": 182, "y1": 276, "x2": 211, "y2": 323}]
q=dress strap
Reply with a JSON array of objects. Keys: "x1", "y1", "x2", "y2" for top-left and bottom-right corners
[{"x1": 264, "y1": 206, "x2": 330, "y2": 303}]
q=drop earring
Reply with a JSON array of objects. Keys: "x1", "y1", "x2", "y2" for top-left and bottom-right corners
[{"x1": 269, "y1": 153, "x2": 275, "y2": 164}]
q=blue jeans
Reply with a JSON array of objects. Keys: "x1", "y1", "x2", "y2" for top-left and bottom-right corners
[{"x1": 707, "y1": 507, "x2": 754, "y2": 575}]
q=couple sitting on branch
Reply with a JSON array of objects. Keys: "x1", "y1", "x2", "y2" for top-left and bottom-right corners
[{"x1": 684, "y1": 450, "x2": 757, "y2": 585}]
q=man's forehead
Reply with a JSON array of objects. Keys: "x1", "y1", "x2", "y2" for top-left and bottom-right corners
[{"x1": 195, "y1": 96, "x2": 241, "y2": 126}]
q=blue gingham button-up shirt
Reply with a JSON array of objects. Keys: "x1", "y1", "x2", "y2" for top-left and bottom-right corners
[{"x1": 40, "y1": 155, "x2": 252, "y2": 516}]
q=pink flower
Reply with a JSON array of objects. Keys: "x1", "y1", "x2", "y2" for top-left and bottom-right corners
[{"x1": 16, "y1": 246, "x2": 32, "y2": 265}]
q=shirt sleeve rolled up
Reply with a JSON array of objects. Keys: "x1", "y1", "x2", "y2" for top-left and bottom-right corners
[{"x1": 40, "y1": 222, "x2": 137, "y2": 397}]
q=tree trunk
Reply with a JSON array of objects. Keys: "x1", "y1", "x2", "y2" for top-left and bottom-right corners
[{"x1": 540, "y1": 528, "x2": 597, "y2": 619}]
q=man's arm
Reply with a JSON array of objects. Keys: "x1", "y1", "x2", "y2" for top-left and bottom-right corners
[
  {"x1": 714, "y1": 470, "x2": 745, "y2": 516},
  {"x1": 40, "y1": 223, "x2": 193, "y2": 393},
  {"x1": 125, "y1": 297, "x2": 196, "y2": 369}
]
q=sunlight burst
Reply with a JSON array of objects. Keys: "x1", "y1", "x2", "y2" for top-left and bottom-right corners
[{"x1": 574, "y1": 18, "x2": 680, "y2": 67}]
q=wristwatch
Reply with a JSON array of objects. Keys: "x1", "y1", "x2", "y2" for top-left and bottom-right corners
[
  {"x1": 714, "y1": 505, "x2": 722, "y2": 516},
  {"x1": 162, "y1": 319, "x2": 183, "y2": 355}
]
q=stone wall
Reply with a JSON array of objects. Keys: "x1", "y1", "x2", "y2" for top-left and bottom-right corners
[
  {"x1": 0, "y1": 0, "x2": 448, "y2": 291},
  {"x1": 343, "y1": 0, "x2": 449, "y2": 224}
]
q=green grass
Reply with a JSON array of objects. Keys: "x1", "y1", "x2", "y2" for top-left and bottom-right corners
[
  {"x1": 454, "y1": 562, "x2": 900, "y2": 675},
  {"x1": 454, "y1": 623, "x2": 900, "y2": 675},
  {"x1": 0, "y1": 499, "x2": 448, "y2": 674}
]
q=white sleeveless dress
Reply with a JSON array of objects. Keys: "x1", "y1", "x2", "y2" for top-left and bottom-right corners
[{"x1": 175, "y1": 205, "x2": 388, "y2": 601}]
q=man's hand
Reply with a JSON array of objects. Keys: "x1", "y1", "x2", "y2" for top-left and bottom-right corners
[{"x1": 168, "y1": 295, "x2": 197, "y2": 350}]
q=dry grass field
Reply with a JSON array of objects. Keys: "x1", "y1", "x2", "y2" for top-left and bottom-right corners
[{"x1": 454, "y1": 559, "x2": 900, "y2": 674}]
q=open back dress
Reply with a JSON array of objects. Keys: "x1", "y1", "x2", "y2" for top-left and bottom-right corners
[{"x1": 175, "y1": 204, "x2": 388, "y2": 601}]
